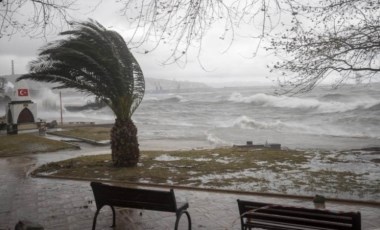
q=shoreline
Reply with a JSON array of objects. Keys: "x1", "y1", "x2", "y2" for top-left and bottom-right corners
[
  {"x1": 3, "y1": 122, "x2": 380, "y2": 154},
  {"x1": 64, "y1": 122, "x2": 380, "y2": 151}
]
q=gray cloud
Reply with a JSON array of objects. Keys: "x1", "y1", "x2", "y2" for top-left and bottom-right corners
[{"x1": 0, "y1": 1, "x2": 276, "y2": 86}]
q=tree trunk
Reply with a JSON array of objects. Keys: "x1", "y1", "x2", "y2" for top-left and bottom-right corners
[{"x1": 111, "y1": 118, "x2": 140, "y2": 167}]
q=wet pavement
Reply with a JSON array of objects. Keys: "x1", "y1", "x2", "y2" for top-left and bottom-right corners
[{"x1": 1, "y1": 140, "x2": 380, "y2": 229}]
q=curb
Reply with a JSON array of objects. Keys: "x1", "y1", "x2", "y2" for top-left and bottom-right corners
[{"x1": 46, "y1": 132, "x2": 110, "y2": 146}]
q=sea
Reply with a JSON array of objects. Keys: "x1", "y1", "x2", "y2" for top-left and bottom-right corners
[
  {"x1": 22, "y1": 82, "x2": 380, "y2": 151},
  {"x1": 1, "y1": 82, "x2": 379, "y2": 200}
]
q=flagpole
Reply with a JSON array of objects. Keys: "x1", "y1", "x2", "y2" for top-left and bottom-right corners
[{"x1": 60, "y1": 91, "x2": 63, "y2": 125}]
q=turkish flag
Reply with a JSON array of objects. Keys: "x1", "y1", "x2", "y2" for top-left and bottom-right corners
[{"x1": 18, "y1": 89, "x2": 29, "y2": 97}]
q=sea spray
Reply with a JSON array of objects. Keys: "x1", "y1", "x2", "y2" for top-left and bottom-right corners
[
  {"x1": 205, "y1": 132, "x2": 231, "y2": 146},
  {"x1": 20, "y1": 83, "x2": 380, "y2": 150}
]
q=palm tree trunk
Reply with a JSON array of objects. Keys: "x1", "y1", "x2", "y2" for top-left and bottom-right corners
[{"x1": 111, "y1": 118, "x2": 140, "y2": 167}]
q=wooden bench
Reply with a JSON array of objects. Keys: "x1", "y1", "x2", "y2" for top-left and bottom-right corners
[
  {"x1": 237, "y1": 200, "x2": 361, "y2": 230},
  {"x1": 90, "y1": 182, "x2": 191, "y2": 230}
]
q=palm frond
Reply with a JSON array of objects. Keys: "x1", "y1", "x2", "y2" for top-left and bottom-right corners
[{"x1": 18, "y1": 19, "x2": 145, "y2": 119}]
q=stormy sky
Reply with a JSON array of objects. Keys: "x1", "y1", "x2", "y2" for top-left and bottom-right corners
[{"x1": 0, "y1": 1, "x2": 278, "y2": 87}]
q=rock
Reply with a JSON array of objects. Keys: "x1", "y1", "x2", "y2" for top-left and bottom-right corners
[
  {"x1": 46, "y1": 120, "x2": 58, "y2": 129},
  {"x1": 15, "y1": 220, "x2": 44, "y2": 230}
]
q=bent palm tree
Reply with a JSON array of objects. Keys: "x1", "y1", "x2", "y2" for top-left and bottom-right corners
[{"x1": 17, "y1": 20, "x2": 145, "y2": 167}]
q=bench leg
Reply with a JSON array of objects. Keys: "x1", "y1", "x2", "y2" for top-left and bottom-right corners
[
  {"x1": 110, "y1": 205, "x2": 116, "y2": 227},
  {"x1": 175, "y1": 210, "x2": 191, "y2": 230},
  {"x1": 92, "y1": 205, "x2": 116, "y2": 230},
  {"x1": 92, "y1": 209, "x2": 100, "y2": 230}
]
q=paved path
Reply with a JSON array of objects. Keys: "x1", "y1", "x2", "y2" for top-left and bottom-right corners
[{"x1": 1, "y1": 142, "x2": 380, "y2": 229}]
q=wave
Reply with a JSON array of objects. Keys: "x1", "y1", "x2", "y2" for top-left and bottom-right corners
[
  {"x1": 230, "y1": 115, "x2": 380, "y2": 139},
  {"x1": 366, "y1": 102, "x2": 380, "y2": 111},
  {"x1": 319, "y1": 93, "x2": 348, "y2": 101},
  {"x1": 206, "y1": 132, "x2": 231, "y2": 146},
  {"x1": 232, "y1": 116, "x2": 287, "y2": 130},
  {"x1": 227, "y1": 92, "x2": 379, "y2": 113},
  {"x1": 34, "y1": 88, "x2": 61, "y2": 111},
  {"x1": 144, "y1": 94, "x2": 186, "y2": 103}
]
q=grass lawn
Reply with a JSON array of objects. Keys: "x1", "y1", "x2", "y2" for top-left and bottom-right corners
[
  {"x1": 34, "y1": 147, "x2": 380, "y2": 200},
  {"x1": 0, "y1": 133, "x2": 78, "y2": 157},
  {"x1": 35, "y1": 148, "x2": 307, "y2": 184}
]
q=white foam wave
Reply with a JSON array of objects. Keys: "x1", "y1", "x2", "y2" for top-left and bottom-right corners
[
  {"x1": 228, "y1": 92, "x2": 379, "y2": 113},
  {"x1": 231, "y1": 115, "x2": 380, "y2": 139},
  {"x1": 144, "y1": 94, "x2": 187, "y2": 103},
  {"x1": 34, "y1": 88, "x2": 61, "y2": 111},
  {"x1": 4, "y1": 81, "x2": 14, "y2": 93},
  {"x1": 143, "y1": 96, "x2": 159, "y2": 101},
  {"x1": 206, "y1": 133, "x2": 231, "y2": 146},
  {"x1": 63, "y1": 94, "x2": 94, "y2": 106},
  {"x1": 232, "y1": 116, "x2": 286, "y2": 130},
  {"x1": 37, "y1": 106, "x2": 115, "y2": 124}
]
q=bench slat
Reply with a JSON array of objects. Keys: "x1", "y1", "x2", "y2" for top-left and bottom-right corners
[
  {"x1": 246, "y1": 219, "x2": 339, "y2": 230},
  {"x1": 109, "y1": 200, "x2": 176, "y2": 212},
  {"x1": 244, "y1": 207, "x2": 354, "y2": 224},
  {"x1": 242, "y1": 204, "x2": 358, "y2": 219},
  {"x1": 245, "y1": 212, "x2": 353, "y2": 230}
]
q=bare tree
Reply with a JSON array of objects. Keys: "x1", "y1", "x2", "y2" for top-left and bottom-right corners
[
  {"x1": 120, "y1": 0, "x2": 379, "y2": 91},
  {"x1": 119, "y1": 0, "x2": 293, "y2": 65},
  {"x1": 268, "y1": 0, "x2": 380, "y2": 93},
  {"x1": 0, "y1": 0, "x2": 76, "y2": 38}
]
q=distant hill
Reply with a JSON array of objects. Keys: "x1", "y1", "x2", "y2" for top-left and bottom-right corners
[
  {"x1": 145, "y1": 78, "x2": 209, "y2": 93},
  {"x1": 0, "y1": 74, "x2": 210, "y2": 94}
]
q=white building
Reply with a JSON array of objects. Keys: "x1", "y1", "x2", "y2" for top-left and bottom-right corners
[{"x1": 6, "y1": 80, "x2": 37, "y2": 125}]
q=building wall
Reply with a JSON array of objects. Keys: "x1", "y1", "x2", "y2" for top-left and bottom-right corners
[{"x1": 7, "y1": 101, "x2": 37, "y2": 124}]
